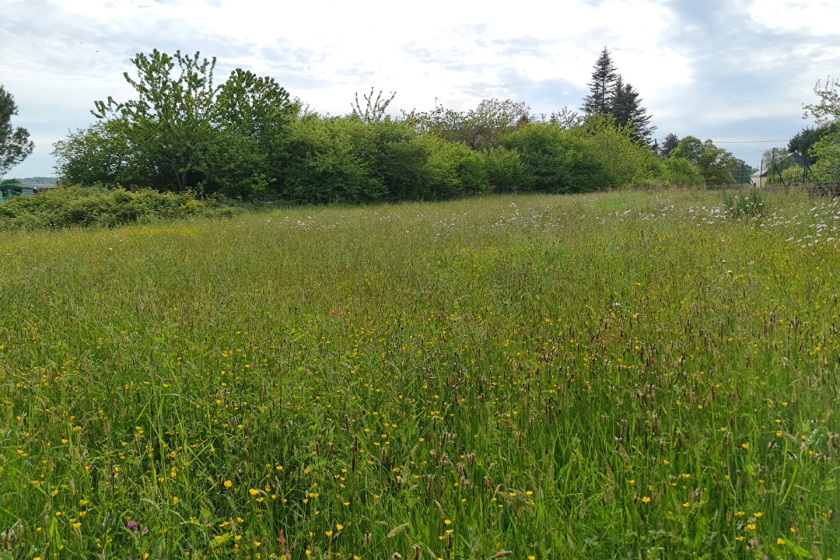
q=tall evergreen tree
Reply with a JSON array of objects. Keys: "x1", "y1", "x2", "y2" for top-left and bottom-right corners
[
  {"x1": 581, "y1": 49, "x2": 655, "y2": 145},
  {"x1": 582, "y1": 47, "x2": 617, "y2": 116},
  {"x1": 660, "y1": 133, "x2": 679, "y2": 157},
  {"x1": 612, "y1": 80, "x2": 655, "y2": 144}
]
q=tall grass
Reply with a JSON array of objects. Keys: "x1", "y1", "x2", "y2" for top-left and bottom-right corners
[{"x1": 1, "y1": 190, "x2": 839, "y2": 559}]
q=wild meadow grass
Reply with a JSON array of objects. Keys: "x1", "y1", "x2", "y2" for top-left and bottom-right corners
[{"x1": 1, "y1": 189, "x2": 839, "y2": 559}]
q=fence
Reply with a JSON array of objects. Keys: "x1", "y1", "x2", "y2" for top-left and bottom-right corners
[{"x1": 702, "y1": 182, "x2": 839, "y2": 196}]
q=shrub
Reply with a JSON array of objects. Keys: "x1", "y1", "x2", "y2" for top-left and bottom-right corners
[
  {"x1": 0, "y1": 186, "x2": 234, "y2": 230},
  {"x1": 663, "y1": 157, "x2": 704, "y2": 186},
  {"x1": 276, "y1": 117, "x2": 386, "y2": 204},
  {"x1": 569, "y1": 114, "x2": 663, "y2": 186},
  {"x1": 482, "y1": 146, "x2": 525, "y2": 193},
  {"x1": 501, "y1": 123, "x2": 613, "y2": 193}
]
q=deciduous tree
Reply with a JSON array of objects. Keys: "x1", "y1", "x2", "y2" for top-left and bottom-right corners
[
  {"x1": 0, "y1": 85, "x2": 34, "y2": 177},
  {"x1": 670, "y1": 136, "x2": 738, "y2": 184}
]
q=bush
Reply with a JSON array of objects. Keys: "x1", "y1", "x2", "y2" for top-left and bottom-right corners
[
  {"x1": 482, "y1": 146, "x2": 525, "y2": 193},
  {"x1": 501, "y1": 123, "x2": 613, "y2": 193},
  {"x1": 663, "y1": 157, "x2": 704, "y2": 186},
  {"x1": 276, "y1": 117, "x2": 386, "y2": 204},
  {"x1": 0, "y1": 186, "x2": 234, "y2": 230},
  {"x1": 569, "y1": 114, "x2": 663, "y2": 186}
]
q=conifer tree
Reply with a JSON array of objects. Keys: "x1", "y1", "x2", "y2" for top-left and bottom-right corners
[
  {"x1": 612, "y1": 79, "x2": 655, "y2": 144},
  {"x1": 660, "y1": 133, "x2": 680, "y2": 157},
  {"x1": 582, "y1": 47, "x2": 617, "y2": 116}
]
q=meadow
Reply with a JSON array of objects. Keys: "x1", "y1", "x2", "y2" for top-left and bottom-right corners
[{"x1": 1, "y1": 189, "x2": 839, "y2": 560}]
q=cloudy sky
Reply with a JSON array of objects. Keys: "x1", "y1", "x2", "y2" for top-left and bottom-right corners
[{"x1": 2, "y1": 0, "x2": 839, "y2": 177}]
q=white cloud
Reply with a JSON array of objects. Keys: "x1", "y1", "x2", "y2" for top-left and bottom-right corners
[{"x1": 2, "y1": 0, "x2": 838, "y2": 176}]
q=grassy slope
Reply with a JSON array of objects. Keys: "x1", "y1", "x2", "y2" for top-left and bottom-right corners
[{"x1": 1, "y1": 190, "x2": 839, "y2": 559}]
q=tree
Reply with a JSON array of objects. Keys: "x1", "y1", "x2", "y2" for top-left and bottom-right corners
[
  {"x1": 402, "y1": 98, "x2": 530, "y2": 150},
  {"x1": 670, "y1": 136, "x2": 738, "y2": 184},
  {"x1": 810, "y1": 131, "x2": 840, "y2": 182},
  {"x1": 55, "y1": 49, "x2": 296, "y2": 197},
  {"x1": 582, "y1": 47, "x2": 618, "y2": 116},
  {"x1": 0, "y1": 85, "x2": 34, "y2": 178},
  {"x1": 803, "y1": 77, "x2": 840, "y2": 125},
  {"x1": 788, "y1": 123, "x2": 839, "y2": 161},
  {"x1": 660, "y1": 133, "x2": 680, "y2": 157},
  {"x1": 91, "y1": 50, "x2": 224, "y2": 192},
  {"x1": 611, "y1": 78, "x2": 656, "y2": 144},
  {"x1": 351, "y1": 88, "x2": 396, "y2": 124}
]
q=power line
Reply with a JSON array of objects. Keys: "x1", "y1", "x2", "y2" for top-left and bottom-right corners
[{"x1": 712, "y1": 140, "x2": 789, "y2": 144}]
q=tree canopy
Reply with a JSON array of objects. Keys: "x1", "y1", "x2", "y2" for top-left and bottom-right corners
[
  {"x1": 52, "y1": 48, "x2": 764, "y2": 200},
  {"x1": 670, "y1": 136, "x2": 738, "y2": 184},
  {"x1": 0, "y1": 85, "x2": 34, "y2": 178}
]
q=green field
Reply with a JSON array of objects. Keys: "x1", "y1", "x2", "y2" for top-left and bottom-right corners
[{"x1": 1, "y1": 190, "x2": 839, "y2": 559}]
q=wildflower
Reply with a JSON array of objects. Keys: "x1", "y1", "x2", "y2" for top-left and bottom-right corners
[
  {"x1": 641, "y1": 496, "x2": 651, "y2": 503},
  {"x1": 777, "y1": 538, "x2": 785, "y2": 545},
  {"x1": 444, "y1": 519, "x2": 452, "y2": 525},
  {"x1": 325, "y1": 530, "x2": 333, "y2": 537},
  {"x1": 224, "y1": 480, "x2": 233, "y2": 488},
  {"x1": 747, "y1": 523, "x2": 757, "y2": 530},
  {"x1": 127, "y1": 520, "x2": 138, "y2": 531},
  {"x1": 249, "y1": 488, "x2": 260, "y2": 496},
  {"x1": 336, "y1": 524, "x2": 344, "y2": 531},
  {"x1": 754, "y1": 512, "x2": 763, "y2": 517}
]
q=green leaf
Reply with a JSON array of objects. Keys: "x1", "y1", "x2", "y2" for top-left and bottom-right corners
[{"x1": 786, "y1": 540, "x2": 813, "y2": 558}]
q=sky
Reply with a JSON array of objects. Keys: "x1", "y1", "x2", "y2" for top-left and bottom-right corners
[{"x1": 2, "y1": 0, "x2": 839, "y2": 178}]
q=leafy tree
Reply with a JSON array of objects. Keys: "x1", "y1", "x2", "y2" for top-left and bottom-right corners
[
  {"x1": 582, "y1": 48, "x2": 618, "y2": 116},
  {"x1": 810, "y1": 130, "x2": 840, "y2": 182},
  {"x1": 91, "y1": 50, "x2": 222, "y2": 192},
  {"x1": 54, "y1": 50, "x2": 297, "y2": 198},
  {"x1": 52, "y1": 120, "x2": 137, "y2": 186},
  {"x1": 660, "y1": 133, "x2": 679, "y2": 157},
  {"x1": 0, "y1": 85, "x2": 34, "y2": 178},
  {"x1": 803, "y1": 77, "x2": 840, "y2": 125},
  {"x1": 670, "y1": 136, "x2": 738, "y2": 184},
  {"x1": 402, "y1": 98, "x2": 530, "y2": 150}
]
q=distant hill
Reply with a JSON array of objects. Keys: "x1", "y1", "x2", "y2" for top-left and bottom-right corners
[
  {"x1": 2, "y1": 177, "x2": 58, "y2": 187},
  {"x1": 18, "y1": 177, "x2": 58, "y2": 185}
]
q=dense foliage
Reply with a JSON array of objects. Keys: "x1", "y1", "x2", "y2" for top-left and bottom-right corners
[
  {"x1": 0, "y1": 84, "x2": 34, "y2": 177},
  {"x1": 0, "y1": 186, "x2": 233, "y2": 230},
  {"x1": 50, "y1": 49, "x2": 701, "y2": 202}
]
